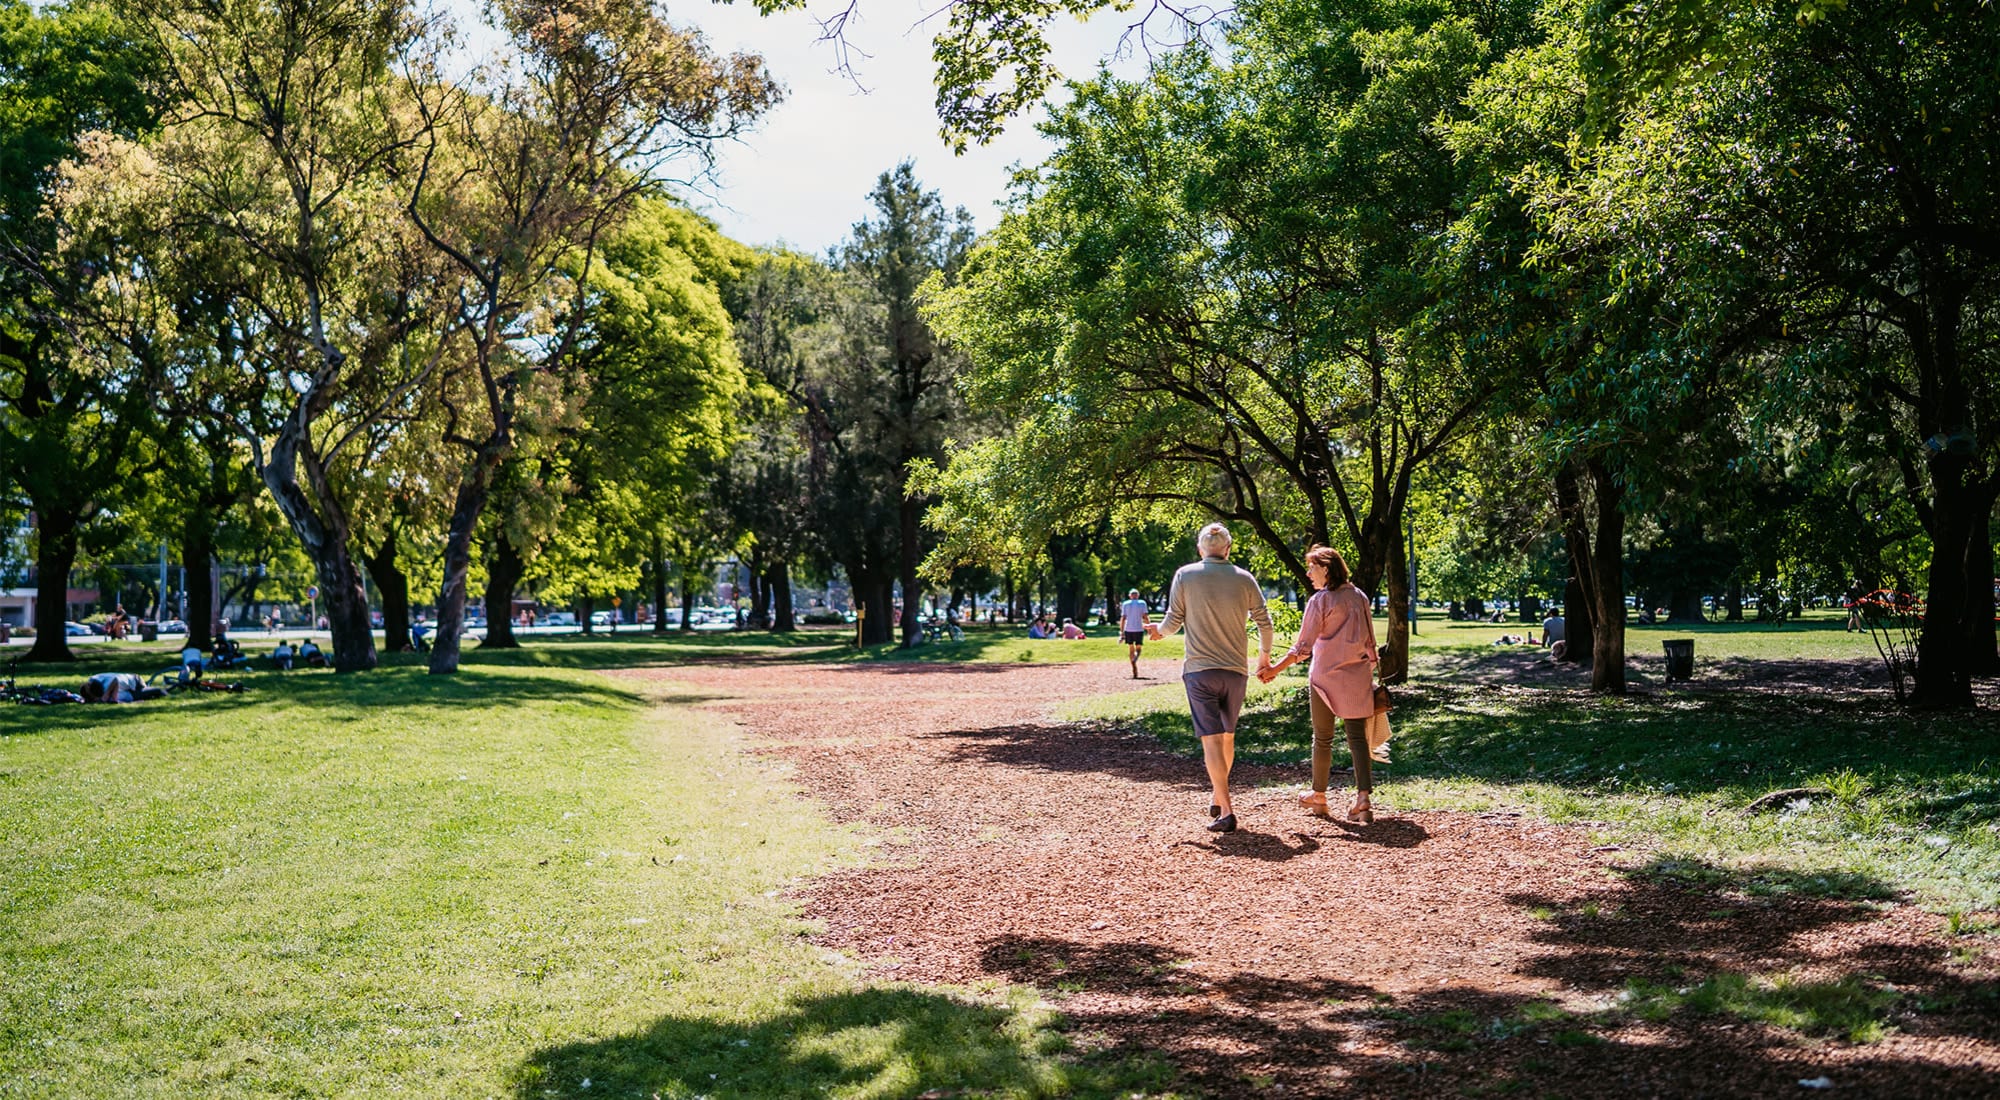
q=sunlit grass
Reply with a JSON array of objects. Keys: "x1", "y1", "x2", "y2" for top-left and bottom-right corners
[{"x1": 0, "y1": 661, "x2": 1178, "y2": 1098}]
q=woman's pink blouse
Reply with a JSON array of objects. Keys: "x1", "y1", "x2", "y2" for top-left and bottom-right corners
[{"x1": 1285, "y1": 583, "x2": 1379, "y2": 718}]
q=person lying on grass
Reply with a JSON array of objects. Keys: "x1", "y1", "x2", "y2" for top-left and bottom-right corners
[{"x1": 82, "y1": 672, "x2": 164, "y2": 703}]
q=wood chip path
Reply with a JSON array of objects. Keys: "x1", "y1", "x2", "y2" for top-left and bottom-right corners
[{"x1": 612, "y1": 659, "x2": 2000, "y2": 1098}]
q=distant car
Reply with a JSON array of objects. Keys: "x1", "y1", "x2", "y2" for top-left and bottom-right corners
[
  {"x1": 66, "y1": 621, "x2": 93, "y2": 636},
  {"x1": 543, "y1": 611, "x2": 577, "y2": 626},
  {"x1": 157, "y1": 619, "x2": 187, "y2": 634}
]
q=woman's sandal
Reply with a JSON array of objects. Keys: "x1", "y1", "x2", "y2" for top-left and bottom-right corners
[
  {"x1": 1347, "y1": 802, "x2": 1374, "y2": 825},
  {"x1": 1298, "y1": 790, "x2": 1331, "y2": 817}
]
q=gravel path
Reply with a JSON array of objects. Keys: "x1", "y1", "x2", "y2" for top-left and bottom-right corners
[{"x1": 614, "y1": 659, "x2": 2000, "y2": 1098}]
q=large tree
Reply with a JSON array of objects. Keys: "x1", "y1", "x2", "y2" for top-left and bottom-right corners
[
  {"x1": 0, "y1": 0, "x2": 159, "y2": 661},
  {"x1": 405, "y1": 0, "x2": 774, "y2": 673},
  {"x1": 85, "y1": 0, "x2": 449, "y2": 671},
  {"x1": 926, "y1": 0, "x2": 1529, "y2": 678},
  {"x1": 1564, "y1": 0, "x2": 2000, "y2": 704},
  {"x1": 835, "y1": 164, "x2": 974, "y2": 646}
]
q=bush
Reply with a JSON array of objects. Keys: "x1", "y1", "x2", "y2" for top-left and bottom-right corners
[{"x1": 801, "y1": 611, "x2": 846, "y2": 626}]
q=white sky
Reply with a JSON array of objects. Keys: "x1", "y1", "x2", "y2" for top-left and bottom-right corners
[
  {"x1": 663, "y1": 1, "x2": 1151, "y2": 253},
  {"x1": 440, "y1": 1, "x2": 1158, "y2": 252}
]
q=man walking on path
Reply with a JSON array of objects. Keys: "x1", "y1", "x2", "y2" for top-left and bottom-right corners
[
  {"x1": 1148, "y1": 523, "x2": 1275, "y2": 833},
  {"x1": 1119, "y1": 588, "x2": 1151, "y2": 679}
]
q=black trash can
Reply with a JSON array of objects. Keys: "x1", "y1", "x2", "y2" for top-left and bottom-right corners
[
  {"x1": 1662, "y1": 638, "x2": 1694, "y2": 683},
  {"x1": 139, "y1": 620, "x2": 158, "y2": 643}
]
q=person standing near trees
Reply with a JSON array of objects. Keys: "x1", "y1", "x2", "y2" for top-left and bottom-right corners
[
  {"x1": 1119, "y1": 588, "x2": 1151, "y2": 679},
  {"x1": 1261, "y1": 545, "x2": 1379, "y2": 824},
  {"x1": 1147, "y1": 523, "x2": 1274, "y2": 833}
]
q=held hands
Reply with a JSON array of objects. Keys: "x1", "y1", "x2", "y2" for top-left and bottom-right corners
[{"x1": 1256, "y1": 655, "x2": 1278, "y2": 683}]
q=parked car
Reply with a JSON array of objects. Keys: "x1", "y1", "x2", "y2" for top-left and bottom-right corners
[
  {"x1": 589, "y1": 610, "x2": 618, "y2": 626},
  {"x1": 543, "y1": 611, "x2": 577, "y2": 626},
  {"x1": 65, "y1": 621, "x2": 92, "y2": 636},
  {"x1": 157, "y1": 619, "x2": 188, "y2": 634}
]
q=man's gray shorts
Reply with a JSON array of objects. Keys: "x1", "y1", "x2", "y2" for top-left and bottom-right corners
[{"x1": 1182, "y1": 669, "x2": 1248, "y2": 738}]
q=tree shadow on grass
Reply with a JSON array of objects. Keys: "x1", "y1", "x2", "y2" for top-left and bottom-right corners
[
  {"x1": 459, "y1": 630, "x2": 844, "y2": 671},
  {"x1": 0, "y1": 685, "x2": 266, "y2": 737},
  {"x1": 0, "y1": 664, "x2": 652, "y2": 739},
  {"x1": 510, "y1": 986, "x2": 1177, "y2": 1100}
]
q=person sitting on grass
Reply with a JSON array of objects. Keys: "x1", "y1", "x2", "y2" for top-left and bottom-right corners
[
  {"x1": 1061, "y1": 618, "x2": 1086, "y2": 640},
  {"x1": 299, "y1": 639, "x2": 326, "y2": 668},
  {"x1": 1028, "y1": 617, "x2": 1049, "y2": 639},
  {"x1": 212, "y1": 634, "x2": 249, "y2": 669},
  {"x1": 272, "y1": 639, "x2": 294, "y2": 670}
]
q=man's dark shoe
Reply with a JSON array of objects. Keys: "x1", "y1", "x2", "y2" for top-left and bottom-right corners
[
  {"x1": 1207, "y1": 813, "x2": 1237, "y2": 833},
  {"x1": 1210, "y1": 803, "x2": 1222, "y2": 818}
]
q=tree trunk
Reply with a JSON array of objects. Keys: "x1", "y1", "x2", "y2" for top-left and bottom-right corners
[
  {"x1": 853, "y1": 568, "x2": 894, "y2": 646},
  {"x1": 427, "y1": 449, "x2": 505, "y2": 675},
  {"x1": 747, "y1": 551, "x2": 771, "y2": 630},
  {"x1": 898, "y1": 495, "x2": 922, "y2": 648},
  {"x1": 1380, "y1": 522, "x2": 1411, "y2": 685},
  {"x1": 770, "y1": 563, "x2": 796, "y2": 632},
  {"x1": 652, "y1": 535, "x2": 670, "y2": 635},
  {"x1": 580, "y1": 594, "x2": 595, "y2": 635},
  {"x1": 26, "y1": 512, "x2": 80, "y2": 663},
  {"x1": 1964, "y1": 506, "x2": 1998, "y2": 677},
  {"x1": 261, "y1": 432, "x2": 377, "y2": 672},
  {"x1": 679, "y1": 572, "x2": 696, "y2": 633},
  {"x1": 1562, "y1": 570, "x2": 1591, "y2": 666},
  {"x1": 182, "y1": 516, "x2": 217, "y2": 652},
  {"x1": 1911, "y1": 455, "x2": 1985, "y2": 706},
  {"x1": 1725, "y1": 581, "x2": 1744, "y2": 622},
  {"x1": 1556, "y1": 457, "x2": 1625, "y2": 691},
  {"x1": 364, "y1": 528, "x2": 413, "y2": 653},
  {"x1": 479, "y1": 530, "x2": 526, "y2": 650},
  {"x1": 1586, "y1": 460, "x2": 1627, "y2": 694},
  {"x1": 1054, "y1": 571, "x2": 1091, "y2": 628}
]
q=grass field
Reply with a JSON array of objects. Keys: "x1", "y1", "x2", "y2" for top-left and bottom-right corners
[{"x1": 0, "y1": 645, "x2": 1175, "y2": 1099}]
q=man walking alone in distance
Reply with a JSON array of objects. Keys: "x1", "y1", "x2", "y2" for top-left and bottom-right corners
[
  {"x1": 1120, "y1": 588, "x2": 1151, "y2": 679},
  {"x1": 1148, "y1": 523, "x2": 1275, "y2": 833}
]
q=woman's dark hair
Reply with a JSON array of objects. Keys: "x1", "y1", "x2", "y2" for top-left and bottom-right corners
[{"x1": 1304, "y1": 545, "x2": 1349, "y2": 588}]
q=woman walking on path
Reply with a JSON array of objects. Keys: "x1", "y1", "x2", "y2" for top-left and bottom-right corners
[{"x1": 1260, "y1": 546, "x2": 1379, "y2": 823}]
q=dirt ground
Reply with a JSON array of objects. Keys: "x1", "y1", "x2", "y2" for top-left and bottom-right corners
[{"x1": 614, "y1": 659, "x2": 2000, "y2": 1098}]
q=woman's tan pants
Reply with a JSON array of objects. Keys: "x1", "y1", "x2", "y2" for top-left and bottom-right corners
[{"x1": 1310, "y1": 687, "x2": 1372, "y2": 794}]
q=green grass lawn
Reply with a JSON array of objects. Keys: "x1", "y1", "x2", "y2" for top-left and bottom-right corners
[
  {"x1": 1410, "y1": 607, "x2": 1881, "y2": 661},
  {"x1": 0, "y1": 648, "x2": 1178, "y2": 1099}
]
